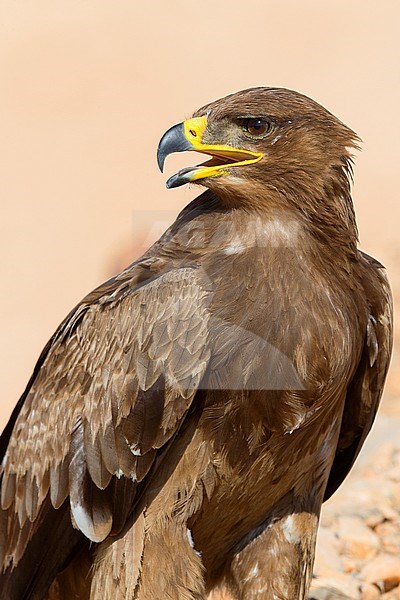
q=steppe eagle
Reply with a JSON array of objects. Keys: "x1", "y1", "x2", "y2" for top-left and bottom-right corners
[{"x1": 0, "y1": 87, "x2": 392, "y2": 600}]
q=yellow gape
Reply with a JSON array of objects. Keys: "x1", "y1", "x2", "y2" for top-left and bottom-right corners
[{"x1": 182, "y1": 115, "x2": 263, "y2": 182}]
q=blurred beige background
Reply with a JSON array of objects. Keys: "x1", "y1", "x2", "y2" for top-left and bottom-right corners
[{"x1": 1, "y1": 0, "x2": 399, "y2": 428}]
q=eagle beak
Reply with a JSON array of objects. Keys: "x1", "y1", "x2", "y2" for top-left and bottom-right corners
[{"x1": 157, "y1": 116, "x2": 263, "y2": 189}]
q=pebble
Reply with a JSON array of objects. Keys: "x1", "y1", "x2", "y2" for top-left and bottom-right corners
[
  {"x1": 314, "y1": 527, "x2": 344, "y2": 576},
  {"x1": 337, "y1": 516, "x2": 380, "y2": 560},
  {"x1": 362, "y1": 554, "x2": 400, "y2": 592},
  {"x1": 310, "y1": 574, "x2": 360, "y2": 599},
  {"x1": 380, "y1": 588, "x2": 400, "y2": 600},
  {"x1": 342, "y1": 556, "x2": 362, "y2": 574},
  {"x1": 309, "y1": 585, "x2": 354, "y2": 599},
  {"x1": 360, "y1": 583, "x2": 381, "y2": 600},
  {"x1": 375, "y1": 521, "x2": 400, "y2": 554}
]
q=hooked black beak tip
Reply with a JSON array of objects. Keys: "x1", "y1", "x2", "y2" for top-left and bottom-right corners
[
  {"x1": 157, "y1": 122, "x2": 193, "y2": 173},
  {"x1": 157, "y1": 146, "x2": 166, "y2": 173}
]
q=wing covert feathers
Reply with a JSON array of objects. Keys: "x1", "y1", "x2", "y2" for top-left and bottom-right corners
[
  {"x1": 0, "y1": 265, "x2": 211, "y2": 566},
  {"x1": 324, "y1": 254, "x2": 393, "y2": 500}
]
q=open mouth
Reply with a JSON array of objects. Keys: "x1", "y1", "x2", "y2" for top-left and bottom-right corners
[
  {"x1": 157, "y1": 116, "x2": 264, "y2": 189},
  {"x1": 165, "y1": 147, "x2": 263, "y2": 189}
]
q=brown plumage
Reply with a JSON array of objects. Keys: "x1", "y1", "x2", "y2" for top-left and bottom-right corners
[{"x1": 0, "y1": 87, "x2": 392, "y2": 599}]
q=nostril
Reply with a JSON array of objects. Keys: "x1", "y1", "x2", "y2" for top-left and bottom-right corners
[{"x1": 189, "y1": 129, "x2": 197, "y2": 137}]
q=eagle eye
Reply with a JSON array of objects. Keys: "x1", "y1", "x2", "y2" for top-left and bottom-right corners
[{"x1": 243, "y1": 118, "x2": 271, "y2": 137}]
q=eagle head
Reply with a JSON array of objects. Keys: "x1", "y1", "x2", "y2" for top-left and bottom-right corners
[{"x1": 157, "y1": 87, "x2": 359, "y2": 212}]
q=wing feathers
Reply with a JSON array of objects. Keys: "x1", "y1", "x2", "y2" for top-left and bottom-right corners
[
  {"x1": 69, "y1": 422, "x2": 112, "y2": 543},
  {"x1": 24, "y1": 475, "x2": 39, "y2": 522},
  {"x1": 0, "y1": 266, "x2": 211, "y2": 570},
  {"x1": 122, "y1": 384, "x2": 165, "y2": 455},
  {"x1": 324, "y1": 255, "x2": 393, "y2": 500},
  {"x1": 84, "y1": 426, "x2": 113, "y2": 490},
  {"x1": 367, "y1": 315, "x2": 379, "y2": 367},
  {"x1": 98, "y1": 424, "x2": 120, "y2": 475},
  {"x1": 110, "y1": 477, "x2": 137, "y2": 536},
  {"x1": 0, "y1": 472, "x2": 15, "y2": 511},
  {"x1": 50, "y1": 458, "x2": 69, "y2": 510}
]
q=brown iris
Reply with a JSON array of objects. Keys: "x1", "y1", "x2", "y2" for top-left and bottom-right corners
[{"x1": 243, "y1": 118, "x2": 271, "y2": 137}]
